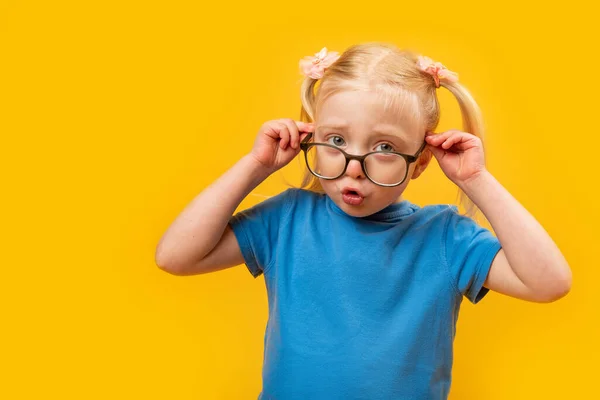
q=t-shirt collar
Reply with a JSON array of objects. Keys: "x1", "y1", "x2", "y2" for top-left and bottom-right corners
[{"x1": 326, "y1": 194, "x2": 419, "y2": 222}]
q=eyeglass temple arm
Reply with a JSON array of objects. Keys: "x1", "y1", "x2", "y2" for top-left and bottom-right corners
[{"x1": 301, "y1": 132, "x2": 313, "y2": 143}]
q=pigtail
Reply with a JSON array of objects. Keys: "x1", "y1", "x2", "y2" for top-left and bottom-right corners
[
  {"x1": 440, "y1": 80, "x2": 486, "y2": 220},
  {"x1": 300, "y1": 77, "x2": 317, "y2": 123},
  {"x1": 298, "y1": 76, "x2": 324, "y2": 192}
]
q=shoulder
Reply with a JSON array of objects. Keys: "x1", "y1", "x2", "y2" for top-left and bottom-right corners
[
  {"x1": 287, "y1": 187, "x2": 320, "y2": 199},
  {"x1": 403, "y1": 203, "x2": 492, "y2": 244},
  {"x1": 239, "y1": 188, "x2": 325, "y2": 219},
  {"x1": 417, "y1": 203, "x2": 458, "y2": 218},
  {"x1": 286, "y1": 187, "x2": 326, "y2": 206},
  {"x1": 407, "y1": 203, "x2": 459, "y2": 228}
]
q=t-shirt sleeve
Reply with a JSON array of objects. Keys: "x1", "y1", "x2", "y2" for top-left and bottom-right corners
[
  {"x1": 443, "y1": 208, "x2": 502, "y2": 304},
  {"x1": 228, "y1": 189, "x2": 294, "y2": 278}
]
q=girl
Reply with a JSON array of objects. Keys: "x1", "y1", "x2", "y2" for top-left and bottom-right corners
[{"x1": 155, "y1": 42, "x2": 571, "y2": 399}]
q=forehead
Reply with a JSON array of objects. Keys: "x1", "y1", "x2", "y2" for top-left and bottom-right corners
[{"x1": 315, "y1": 89, "x2": 424, "y2": 140}]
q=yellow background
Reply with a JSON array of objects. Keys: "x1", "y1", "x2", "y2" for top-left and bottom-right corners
[{"x1": 1, "y1": 0, "x2": 598, "y2": 398}]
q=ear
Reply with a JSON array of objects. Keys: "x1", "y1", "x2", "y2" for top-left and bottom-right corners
[{"x1": 410, "y1": 148, "x2": 433, "y2": 180}]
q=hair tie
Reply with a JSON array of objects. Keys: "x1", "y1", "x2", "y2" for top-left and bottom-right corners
[
  {"x1": 416, "y1": 55, "x2": 459, "y2": 88},
  {"x1": 299, "y1": 47, "x2": 340, "y2": 79}
]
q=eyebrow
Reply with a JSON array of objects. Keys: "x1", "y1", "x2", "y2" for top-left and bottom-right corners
[
  {"x1": 317, "y1": 123, "x2": 349, "y2": 131},
  {"x1": 317, "y1": 123, "x2": 412, "y2": 143}
]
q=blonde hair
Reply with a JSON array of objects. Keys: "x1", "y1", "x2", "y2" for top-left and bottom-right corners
[{"x1": 298, "y1": 42, "x2": 486, "y2": 219}]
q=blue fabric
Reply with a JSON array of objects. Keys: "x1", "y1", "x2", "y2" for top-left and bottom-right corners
[{"x1": 229, "y1": 188, "x2": 502, "y2": 400}]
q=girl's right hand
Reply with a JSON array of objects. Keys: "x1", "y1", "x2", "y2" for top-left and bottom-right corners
[{"x1": 250, "y1": 119, "x2": 315, "y2": 173}]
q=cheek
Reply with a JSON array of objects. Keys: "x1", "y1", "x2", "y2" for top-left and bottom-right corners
[
  {"x1": 372, "y1": 184, "x2": 407, "y2": 203},
  {"x1": 319, "y1": 179, "x2": 337, "y2": 195}
]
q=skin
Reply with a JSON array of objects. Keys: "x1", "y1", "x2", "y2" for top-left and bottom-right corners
[
  {"x1": 156, "y1": 88, "x2": 572, "y2": 303},
  {"x1": 313, "y1": 89, "x2": 431, "y2": 218}
]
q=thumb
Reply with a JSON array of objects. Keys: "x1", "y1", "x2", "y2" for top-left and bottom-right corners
[{"x1": 427, "y1": 144, "x2": 445, "y2": 161}]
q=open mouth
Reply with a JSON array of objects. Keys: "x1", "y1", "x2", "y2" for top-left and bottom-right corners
[{"x1": 341, "y1": 188, "x2": 364, "y2": 206}]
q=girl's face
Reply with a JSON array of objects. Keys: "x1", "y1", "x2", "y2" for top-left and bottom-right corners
[{"x1": 313, "y1": 89, "x2": 431, "y2": 218}]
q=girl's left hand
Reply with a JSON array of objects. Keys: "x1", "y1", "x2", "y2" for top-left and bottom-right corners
[{"x1": 425, "y1": 130, "x2": 486, "y2": 187}]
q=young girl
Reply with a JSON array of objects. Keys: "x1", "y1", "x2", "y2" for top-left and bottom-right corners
[{"x1": 155, "y1": 42, "x2": 572, "y2": 399}]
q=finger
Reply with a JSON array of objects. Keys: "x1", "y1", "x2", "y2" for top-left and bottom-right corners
[
  {"x1": 442, "y1": 132, "x2": 467, "y2": 149},
  {"x1": 427, "y1": 145, "x2": 445, "y2": 158},
  {"x1": 280, "y1": 119, "x2": 299, "y2": 150},
  {"x1": 262, "y1": 123, "x2": 282, "y2": 140},
  {"x1": 295, "y1": 120, "x2": 315, "y2": 133},
  {"x1": 444, "y1": 132, "x2": 480, "y2": 151},
  {"x1": 277, "y1": 123, "x2": 290, "y2": 150},
  {"x1": 425, "y1": 134, "x2": 441, "y2": 144},
  {"x1": 427, "y1": 144, "x2": 446, "y2": 160},
  {"x1": 425, "y1": 130, "x2": 453, "y2": 145},
  {"x1": 449, "y1": 139, "x2": 477, "y2": 152}
]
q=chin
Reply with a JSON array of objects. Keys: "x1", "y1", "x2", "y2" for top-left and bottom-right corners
[{"x1": 339, "y1": 204, "x2": 371, "y2": 217}]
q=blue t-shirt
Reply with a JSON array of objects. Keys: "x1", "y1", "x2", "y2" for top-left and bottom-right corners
[{"x1": 229, "y1": 188, "x2": 502, "y2": 400}]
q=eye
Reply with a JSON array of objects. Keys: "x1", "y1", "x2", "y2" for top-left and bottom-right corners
[
  {"x1": 375, "y1": 143, "x2": 395, "y2": 152},
  {"x1": 326, "y1": 135, "x2": 346, "y2": 147}
]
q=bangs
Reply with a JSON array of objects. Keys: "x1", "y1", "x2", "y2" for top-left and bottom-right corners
[
  {"x1": 373, "y1": 84, "x2": 424, "y2": 132},
  {"x1": 315, "y1": 79, "x2": 424, "y2": 133}
]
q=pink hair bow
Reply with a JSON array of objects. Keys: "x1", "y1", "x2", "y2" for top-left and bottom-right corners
[
  {"x1": 299, "y1": 47, "x2": 340, "y2": 79},
  {"x1": 416, "y1": 55, "x2": 459, "y2": 87}
]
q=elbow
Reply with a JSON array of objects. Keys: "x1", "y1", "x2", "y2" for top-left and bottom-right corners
[
  {"x1": 156, "y1": 258, "x2": 187, "y2": 276},
  {"x1": 537, "y1": 265, "x2": 573, "y2": 303},
  {"x1": 155, "y1": 244, "x2": 204, "y2": 276},
  {"x1": 155, "y1": 245, "x2": 187, "y2": 276},
  {"x1": 537, "y1": 284, "x2": 571, "y2": 303}
]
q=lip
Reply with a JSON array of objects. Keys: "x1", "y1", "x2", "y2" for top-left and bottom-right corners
[
  {"x1": 341, "y1": 186, "x2": 365, "y2": 197},
  {"x1": 341, "y1": 186, "x2": 366, "y2": 206}
]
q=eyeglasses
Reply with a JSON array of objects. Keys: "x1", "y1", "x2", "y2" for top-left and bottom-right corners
[{"x1": 300, "y1": 132, "x2": 427, "y2": 187}]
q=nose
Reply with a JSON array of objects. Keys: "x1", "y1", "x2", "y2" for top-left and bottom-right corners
[{"x1": 345, "y1": 159, "x2": 365, "y2": 179}]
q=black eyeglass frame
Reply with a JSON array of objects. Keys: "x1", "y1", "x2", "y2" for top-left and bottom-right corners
[{"x1": 299, "y1": 132, "x2": 427, "y2": 187}]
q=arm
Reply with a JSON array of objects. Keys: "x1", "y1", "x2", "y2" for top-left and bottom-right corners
[
  {"x1": 461, "y1": 170, "x2": 572, "y2": 302},
  {"x1": 426, "y1": 130, "x2": 572, "y2": 303},
  {"x1": 155, "y1": 119, "x2": 313, "y2": 276},
  {"x1": 155, "y1": 155, "x2": 270, "y2": 275}
]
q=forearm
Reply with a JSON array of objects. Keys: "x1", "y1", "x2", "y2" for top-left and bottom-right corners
[
  {"x1": 155, "y1": 154, "x2": 271, "y2": 268},
  {"x1": 460, "y1": 170, "x2": 572, "y2": 292}
]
